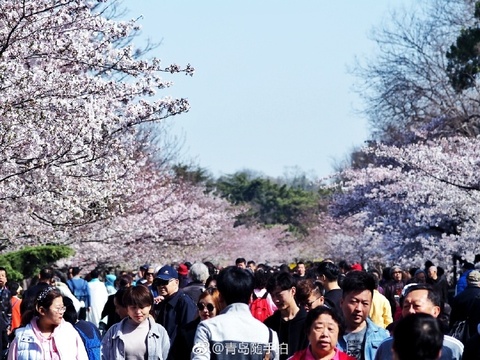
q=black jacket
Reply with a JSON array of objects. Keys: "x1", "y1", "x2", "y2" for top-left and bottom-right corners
[
  {"x1": 264, "y1": 308, "x2": 308, "y2": 360},
  {"x1": 450, "y1": 285, "x2": 480, "y2": 337}
]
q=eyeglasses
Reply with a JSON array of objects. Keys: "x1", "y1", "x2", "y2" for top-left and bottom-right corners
[
  {"x1": 302, "y1": 297, "x2": 321, "y2": 309},
  {"x1": 155, "y1": 278, "x2": 173, "y2": 286},
  {"x1": 197, "y1": 302, "x2": 215, "y2": 312},
  {"x1": 146, "y1": 273, "x2": 155, "y2": 276},
  {"x1": 53, "y1": 306, "x2": 67, "y2": 314}
]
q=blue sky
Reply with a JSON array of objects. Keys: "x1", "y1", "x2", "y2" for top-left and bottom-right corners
[{"x1": 125, "y1": 1, "x2": 412, "y2": 179}]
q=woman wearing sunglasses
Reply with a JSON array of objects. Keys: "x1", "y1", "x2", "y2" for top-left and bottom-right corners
[
  {"x1": 170, "y1": 287, "x2": 225, "y2": 359},
  {"x1": 8, "y1": 287, "x2": 88, "y2": 359}
]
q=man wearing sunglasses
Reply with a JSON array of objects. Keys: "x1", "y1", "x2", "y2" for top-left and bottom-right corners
[{"x1": 153, "y1": 264, "x2": 197, "y2": 357}]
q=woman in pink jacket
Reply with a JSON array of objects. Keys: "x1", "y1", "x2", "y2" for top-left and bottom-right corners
[{"x1": 8, "y1": 286, "x2": 88, "y2": 360}]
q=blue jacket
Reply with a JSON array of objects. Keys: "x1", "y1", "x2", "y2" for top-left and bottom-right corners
[
  {"x1": 455, "y1": 269, "x2": 472, "y2": 296},
  {"x1": 68, "y1": 277, "x2": 91, "y2": 308},
  {"x1": 337, "y1": 318, "x2": 389, "y2": 360}
]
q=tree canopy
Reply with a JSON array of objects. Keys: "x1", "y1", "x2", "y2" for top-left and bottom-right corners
[
  {"x1": 0, "y1": 245, "x2": 74, "y2": 282},
  {"x1": 446, "y1": 1, "x2": 480, "y2": 91},
  {"x1": 215, "y1": 171, "x2": 324, "y2": 235},
  {"x1": 353, "y1": 0, "x2": 480, "y2": 144}
]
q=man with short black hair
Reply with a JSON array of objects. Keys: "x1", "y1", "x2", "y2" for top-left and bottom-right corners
[
  {"x1": 336, "y1": 271, "x2": 389, "y2": 360},
  {"x1": 22, "y1": 267, "x2": 54, "y2": 306},
  {"x1": 264, "y1": 271, "x2": 308, "y2": 360},
  {"x1": 316, "y1": 261, "x2": 343, "y2": 315},
  {"x1": 293, "y1": 261, "x2": 306, "y2": 280},
  {"x1": 192, "y1": 266, "x2": 279, "y2": 359},
  {"x1": 235, "y1": 257, "x2": 247, "y2": 269},
  {"x1": 393, "y1": 313, "x2": 443, "y2": 360},
  {"x1": 247, "y1": 260, "x2": 257, "y2": 272},
  {"x1": 21, "y1": 267, "x2": 56, "y2": 324},
  {"x1": 374, "y1": 284, "x2": 463, "y2": 360},
  {"x1": 67, "y1": 266, "x2": 90, "y2": 320}
]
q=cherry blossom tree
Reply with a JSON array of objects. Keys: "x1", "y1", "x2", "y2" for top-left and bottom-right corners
[
  {"x1": 334, "y1": 0, "x2": 480, "y2": 270},
  {"x1": 304, "y1": 213, "x2": 382, "y2": 266},
  {"x1": 178, "y1": 215, "x2": 350, "y2": 269},
  {"x1": 187, "y1": 222, "x2": 297, "y2": 268},
  {"x1": 0, "y1": 0, "x2": 235, "y2": 267},
  {"x1": 329, "y1": 136, "x2": 480, "y2": 268},
  {"x1": 3, "y1": 116, "x2": 234, "y2": 268},
  {"x1": 67, "y1": 179, "x2": 234, "y2": 269}
]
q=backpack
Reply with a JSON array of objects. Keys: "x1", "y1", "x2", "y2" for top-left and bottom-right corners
[
  {"x1": 250, "y1": 292, "x2": 273, "y2": 322},
  {"x1": 75, "y1": 323, "x2": 101, "y2": 360}
]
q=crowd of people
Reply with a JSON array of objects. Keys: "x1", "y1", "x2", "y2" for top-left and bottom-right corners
[{"x1": 0, "y1": 256, "x2": 477, "y2": 359}]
